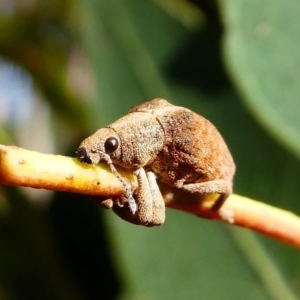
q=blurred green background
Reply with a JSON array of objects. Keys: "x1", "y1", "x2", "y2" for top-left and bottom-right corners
[{"x1": 0, "y1": 0, "x2": 300, "y2": 299}]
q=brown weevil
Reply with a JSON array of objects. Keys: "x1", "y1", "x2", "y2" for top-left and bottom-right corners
[{"x1": 77, "y1": 99, "x2": 235, "y2": 226}]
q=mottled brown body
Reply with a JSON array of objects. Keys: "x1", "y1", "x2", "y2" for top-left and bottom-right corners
[{"x1": 77, "y1": 99, "x2": 235, "y2": 226}]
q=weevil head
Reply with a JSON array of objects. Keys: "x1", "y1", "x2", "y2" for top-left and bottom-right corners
[{"x1": 77, "y1": 128, "x2": 122, "y2": 165}]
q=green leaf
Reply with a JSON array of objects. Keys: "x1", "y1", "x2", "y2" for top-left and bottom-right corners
[{"x1": 220, "y1": 0, "x2": 300, "y2": 159}]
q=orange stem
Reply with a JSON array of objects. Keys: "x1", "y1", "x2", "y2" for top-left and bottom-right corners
[{"x1": 1, "y1": 145, "x2": 300, "y2": 250}]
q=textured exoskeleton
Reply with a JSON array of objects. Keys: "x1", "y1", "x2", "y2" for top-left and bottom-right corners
[{"x1": 77, "y1": 99, "x2": 235, "y2": 226}]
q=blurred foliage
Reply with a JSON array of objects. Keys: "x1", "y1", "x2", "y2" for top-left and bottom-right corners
[
  {"x1": 220, "y1": 0, "x2": 300, "y2": 161},
  {"x1": 0, "y1": 0, "x2": 300, "y2": 299}
]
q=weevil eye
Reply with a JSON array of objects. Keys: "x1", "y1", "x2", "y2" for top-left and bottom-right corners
[{"x1": 104, "y1": 137, "x2": 119, "y2": 153}]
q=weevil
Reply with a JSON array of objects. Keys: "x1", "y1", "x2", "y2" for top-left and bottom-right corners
[{"x1": 77, "y1": 99, "x2": 235, "y2": 226}]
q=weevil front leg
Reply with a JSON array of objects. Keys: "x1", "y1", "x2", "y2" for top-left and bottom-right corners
[
  {"x1": 133, "y1": 168, "x2": 165, "y2": 226},
  {"x1": 145, "y1": 171, "x2": 165, "y2": 226}
]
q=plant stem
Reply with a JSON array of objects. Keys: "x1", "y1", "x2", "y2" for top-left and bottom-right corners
[{"x1": 1, "y1": 144, "x2": 300, "y2": 249}]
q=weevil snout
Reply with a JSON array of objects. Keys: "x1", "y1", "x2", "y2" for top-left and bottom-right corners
[{"x1": 76, "y1": 147, "x2": 92, "y2": 164}]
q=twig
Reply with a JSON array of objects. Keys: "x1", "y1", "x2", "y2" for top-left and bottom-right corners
[{"x1": 0, "y1": 145, "x2": 300, "y2": 250}]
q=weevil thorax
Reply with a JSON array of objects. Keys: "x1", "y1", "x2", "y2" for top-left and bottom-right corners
[
  {"x1": 77, "y1": 110, "x2": 165, "y2": 170},
  {"x1": 108, "y1": 111, "x2": 165, "y2": 169}
]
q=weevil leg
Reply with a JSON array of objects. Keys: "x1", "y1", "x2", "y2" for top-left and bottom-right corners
[
  {"x1": 111, "y1": 169, "x2": 165, "y2": 226},
  {"x1": 179, "y1": 180, "x2": 234, "y2": 223},
  {"x1": 133, "y1": 168, "x2": 153, "y2": 225},
  {"x1": 179, "y1": 179, "x2": 231, "y2": 205},
  {"x1": 133, "y1": 168, "x2": 165, "y2": 226},
  {"x1": 180, "y1": 179, "x2": 231, "y2": 193},
  {"x1": 146, "y1": 171, "x2": 165, "y2": 225}
]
